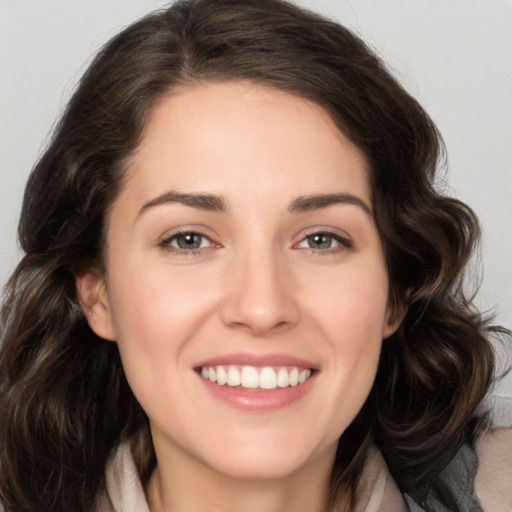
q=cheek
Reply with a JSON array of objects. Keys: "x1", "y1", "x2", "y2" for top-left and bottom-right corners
[
  {"x1": 335, "y1": 276, "x2": 388, "y2": 376},
  {"x1": 305, "y1": 264, "x2": 388, "y2": 406},
  {"x1": 307, "y1": 263, "x2": 390, "y2": 343},
  {"x1": 104, "y1": 264, "x2": 207, "y2": 415},
  {"x1": 107, "y1": 257, "x2": 217, "y2": 348}
]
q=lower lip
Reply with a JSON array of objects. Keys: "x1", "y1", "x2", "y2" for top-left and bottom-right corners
[{"x1": 197, "y1": 372, "x2": 317, "y2": 412}]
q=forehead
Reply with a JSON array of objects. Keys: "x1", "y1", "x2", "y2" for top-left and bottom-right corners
[{"x1": 121, "y1": 81, "x2": 371, "y2": 211}]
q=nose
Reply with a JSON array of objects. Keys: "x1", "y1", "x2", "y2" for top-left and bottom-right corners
[{"x1": 220, "y1": 247, "x2": 300, "y2": 336}]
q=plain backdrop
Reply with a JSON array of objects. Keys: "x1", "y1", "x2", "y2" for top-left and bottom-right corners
[{"x1": 1, "y1": 0, "x2": 511, "y2": 411}]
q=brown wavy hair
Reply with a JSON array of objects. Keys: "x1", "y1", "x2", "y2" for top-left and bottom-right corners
[{"x1": 0, "y1": 0, "x2": 508, "y2": 510}]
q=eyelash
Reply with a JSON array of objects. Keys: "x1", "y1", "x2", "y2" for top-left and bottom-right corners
[
  {"x1": 296, "y1": 232, "x2": 353, "y2": 255},
  {"x1": 158, "y1": 230, "x2": 217, "y2": 255},
  {"x1": 158, "y1": 230, "x2": 352, "y2": 256}
]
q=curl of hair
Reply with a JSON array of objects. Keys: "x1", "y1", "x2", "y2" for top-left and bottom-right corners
[{"x1": 0, "y1": 1, "x2": 508, "y2": 510}]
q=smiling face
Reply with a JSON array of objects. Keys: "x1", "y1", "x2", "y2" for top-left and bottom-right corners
[{"x1": 78, "y1": 81, "x2": 399, "y2": 484}]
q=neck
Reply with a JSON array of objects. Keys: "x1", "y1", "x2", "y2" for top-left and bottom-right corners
[{"x1": 145, "y1": 437, "x2": 347, "y2": 512}]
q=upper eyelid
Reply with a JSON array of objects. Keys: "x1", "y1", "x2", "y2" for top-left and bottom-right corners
[
  {"x1": 156, "y1": 226, "x2": 353, "y2": 248},
  {"x1": 163, "y1": 232, "x2": 214, "y2": 245},
  {"x1": 159, "y1": 226, "x2": 217, "y2": 242},
  {"x1": 296, "y1": 233, "x2": 352, "y2": 250},
  {"x1": 294, "y1": 227, "x2": 352, "y2": 243}
]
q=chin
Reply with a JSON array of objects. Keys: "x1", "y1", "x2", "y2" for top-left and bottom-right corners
[
  {"x1": 196, "y1": 432, "x2": 333, "y2": 482},
  {"x1": 208, "y1": 453, "x2": 315, "y2": 482}
]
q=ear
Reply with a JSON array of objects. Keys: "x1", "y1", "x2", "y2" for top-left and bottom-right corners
[
  {"x1": 382, "y1": 293, "x2": 408, "y2": 339},
  {"x1": 75, "y1": 270, "x2": 117, "y2": 341}
]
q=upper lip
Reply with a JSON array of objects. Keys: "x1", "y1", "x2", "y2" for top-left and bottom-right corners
[{"x1": 194, "y1": 352, "x2": 319, "y2": 370}]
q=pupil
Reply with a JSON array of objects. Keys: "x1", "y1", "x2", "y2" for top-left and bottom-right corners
[
  {"x1": 178, "y1": 234, "x2": 201, "y2": 249},
  {"x1": 309, "y1": 234, "x2": 331, "y2": 249}
]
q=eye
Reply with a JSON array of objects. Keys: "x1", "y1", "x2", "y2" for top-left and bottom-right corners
[
  {"x1": 296, "y1": 232, "x2": 352, "y2": 252},
  {"x1": 159, "y1": 231, "x2": 214, "y2": 253}
]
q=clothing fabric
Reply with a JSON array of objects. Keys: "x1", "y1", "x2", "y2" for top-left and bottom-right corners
[{"x1": 93, "y1": 428, "x2": 512, "y2": 512}]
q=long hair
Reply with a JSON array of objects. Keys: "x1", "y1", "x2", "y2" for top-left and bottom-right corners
[{"x1": 0, "y1": 1, "x2": 507, "y2": 510}]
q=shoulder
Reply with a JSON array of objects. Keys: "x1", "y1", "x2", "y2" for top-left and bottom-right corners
[
  {"x1": 403, "y1": 424, "x2": 512, "y2": 512},
  {"x1": 474, "y1": 427, "x2": 512, "y2": 512}
]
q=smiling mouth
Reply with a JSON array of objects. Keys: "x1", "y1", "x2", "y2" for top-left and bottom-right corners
[{"x1": 198, "y1": 365, "x2": 313, "y2": 391}]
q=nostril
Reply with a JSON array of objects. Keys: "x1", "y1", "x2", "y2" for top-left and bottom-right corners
[{"x1": 219, "y1": 262, "x2": 300, "y2": 334}]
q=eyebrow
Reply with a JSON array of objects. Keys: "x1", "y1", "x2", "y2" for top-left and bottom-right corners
[
  {"x1": 139, "y1": 192, "x2": 228, "y2": 215},
  {"x1": 138, "y1": 191, "x2": 372, "y2": 217},
  {"x1": 288, "y1": 193, "x2": 372, "y2": 216}
]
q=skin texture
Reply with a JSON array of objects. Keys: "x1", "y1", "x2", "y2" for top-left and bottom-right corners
[{"x1": 77, "y1": 82, "x2": 401, "y2": 512}]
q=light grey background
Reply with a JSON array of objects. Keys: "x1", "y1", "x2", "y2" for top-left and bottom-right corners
[{"x1": 1, "y1": 0, "x2": 511, "y2": 411}]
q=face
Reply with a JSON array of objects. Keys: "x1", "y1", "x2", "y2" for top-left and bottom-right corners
[{"x1": 78, "y1": 82, "x2": 399, "y2": 482}]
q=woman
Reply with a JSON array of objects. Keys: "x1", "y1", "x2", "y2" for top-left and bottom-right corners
[{"x1": 0, "y1": 0, "x2": 510, "y2": 511}]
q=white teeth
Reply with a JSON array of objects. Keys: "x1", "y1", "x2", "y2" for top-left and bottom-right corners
[
  {"x1": 241, "y1": 366, "x2": 259, "y2": 388},
  {"x1": 277, "y1": 367, "x2": 289, "y2": 388},
  {"x1": 259, "y1": 367, "x2": 277, "y2": 389},
  {"x1": 200, "y1": 365, "x2": 313, "y2": 390},
  {"x1": 216, "y1": 366, "x2": 227, "y2": 385},
  {"x1": 299, "y1": 369, "x2": 311, "y2": 383},
  {"x1": 227, "y1": 366, "x2": 241, "y2": 386},
  {"x1": 289, "y1": 367, "x2": 299, "y2": 387}
]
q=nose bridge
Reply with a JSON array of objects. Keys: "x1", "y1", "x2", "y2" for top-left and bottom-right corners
[{"x1": 222, "y1": 238, "x2": 298, "y2": 334}]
